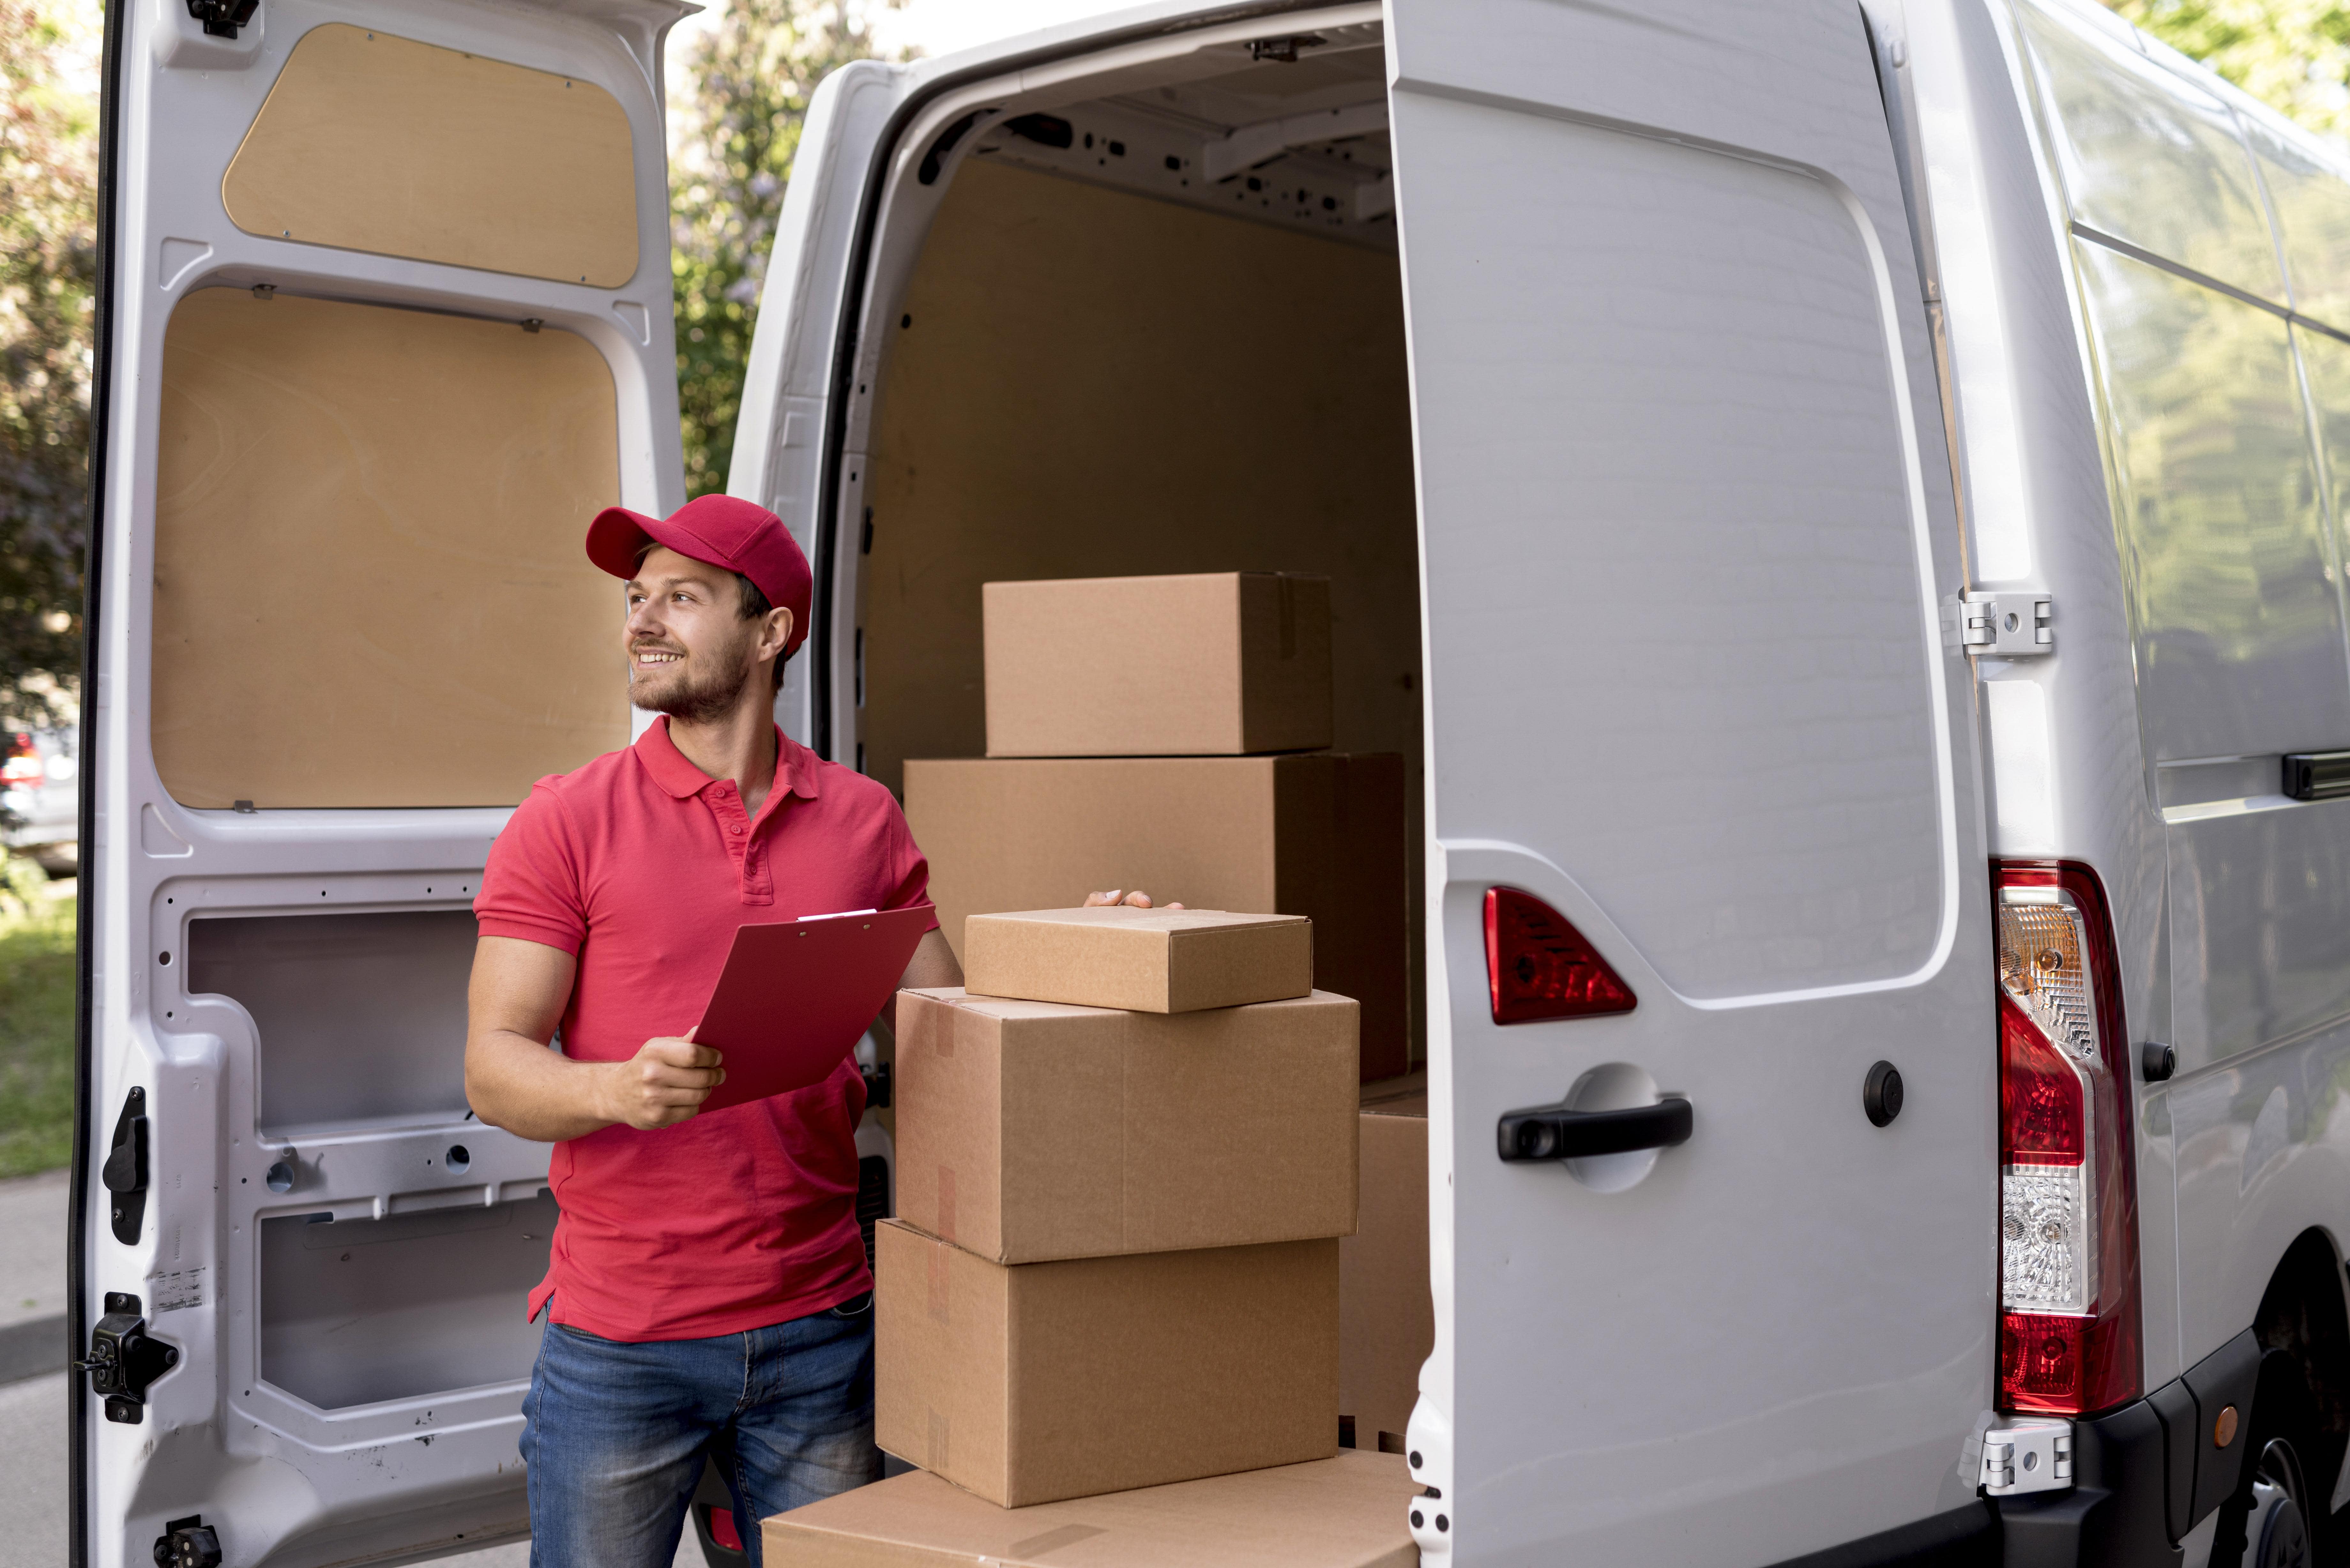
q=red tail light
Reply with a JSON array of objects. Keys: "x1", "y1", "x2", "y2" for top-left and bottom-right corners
[
  {"x1": 1484, "y1": 887, "x2": 1635, "y2": 1024},
  {"x1": 1994, "y1": 861, "x2": 2139, "y2": 1415}
]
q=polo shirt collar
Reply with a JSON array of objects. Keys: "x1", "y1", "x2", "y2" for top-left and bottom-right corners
[{"x1": 633, "y1": 716, "x2": 823, "y2": 804}]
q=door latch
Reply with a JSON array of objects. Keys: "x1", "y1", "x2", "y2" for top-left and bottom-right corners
[
  {"x1": 104, "y1": 1087, "x2": 149, "y2": 1245},
  {"x1": 185, "y1": 0, "x2": 258, "y2": 39},
  {"x1": 1948, "y1": 591, "x2": 2052, "y2": 656},
  {"x1": 75, "y1": 1292, "x2": 179, "y2": 1424},
  {"x1": 155, "y1": 1516, "x2": 224, "y2": 1568}
]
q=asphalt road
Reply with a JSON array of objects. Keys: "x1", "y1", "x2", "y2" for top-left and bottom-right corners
[{"x1": 0, "y1": 1169, "x2": 703, "y2": 1568}]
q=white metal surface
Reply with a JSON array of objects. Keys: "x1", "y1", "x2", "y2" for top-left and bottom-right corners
[
  {"x1": 1389, "y1": 1, "x2": 1995, "y2": 1560},
  {"x1": 1971, "y1": 0, "x2": 2350, "y2": 1398},
  {"x1": 81, "y1": 1, "x2": 687, "y2": 1563}
]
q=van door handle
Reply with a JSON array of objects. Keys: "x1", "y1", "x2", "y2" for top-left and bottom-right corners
[{"x1": 1497, "y1": 1097, "x2": 1692, "y2": 1162}]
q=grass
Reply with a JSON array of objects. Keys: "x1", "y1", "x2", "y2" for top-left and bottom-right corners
[{"x1": 0, "y1": 889, "x2": 75, "y2": 1179}]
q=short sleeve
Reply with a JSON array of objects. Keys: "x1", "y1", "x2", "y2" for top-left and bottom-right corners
[
  {"x1": 878, "y1": 799, "x2": 937, "y2": 932},
  {"x1": 475, "y1": 781, "x2": 591, "y2": 953}
]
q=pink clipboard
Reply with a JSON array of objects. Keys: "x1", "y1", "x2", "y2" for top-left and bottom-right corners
[{"x1": 691, "y1": 903, "x2": 933, "y2": 1113}]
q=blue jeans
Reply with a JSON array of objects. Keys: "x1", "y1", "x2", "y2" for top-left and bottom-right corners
[{"x1": 519, "y1": 1296, "x2": 880, "y2": 1567}]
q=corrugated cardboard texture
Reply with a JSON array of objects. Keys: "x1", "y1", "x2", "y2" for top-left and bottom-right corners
[
  {"x1": 860, "y1": 155, "x2": 1425, "y2": 1059},
  {"x1": 151, "y1": 289, "x2": 628, "y2": 808},
  {"x1": 906, "y1": 755, "x2": 1408, "y2": 1076},
  {"x1": 895, "y1": 987, "x2": 1359, "y2": 1262},
  {"x1": 222, "y1": 24, "x2": 638, "y2": 286},
  {"x1": 983, "y1": 573, "x2": 1332, "y2": 756},
  {"x1": 1340, "y1": 1110, "x2": 1432, "y2": 1458},
  {"x1": 763, "y1": 1450, "x2": 1419, "y2": 1568},
  {"x1": 963, "y1": 907, "x2": 1311, "y2": 1014},
  {"x1": 876, "y1": 1221, "x2": 1339, "y2": 1506}
]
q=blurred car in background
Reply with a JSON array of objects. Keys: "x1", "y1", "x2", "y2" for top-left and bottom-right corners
[{"x1": 4, "y1": 728, "x2": 78, "y2": 876}]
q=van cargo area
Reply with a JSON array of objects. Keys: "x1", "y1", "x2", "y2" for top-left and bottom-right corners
[{"x1": 846, "y1": 47, "x2": 1428, "y2": 1057}]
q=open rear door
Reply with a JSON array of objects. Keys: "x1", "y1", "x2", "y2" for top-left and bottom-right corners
[
  {"x1": 75, "y1": 1, "x2": 686, "y2": 1562},
  {"x1": 1391, "y1": 3, "x2": 1999, "y2": 1563}
]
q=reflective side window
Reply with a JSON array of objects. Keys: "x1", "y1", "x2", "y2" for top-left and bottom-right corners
[
  {"x1": 2075, "y1": 240, "x2": 2348, "y2": 762},
  {"x1": 2296, "y1": 326, "x2": 2350, "y2": 590},
  {"x1": 2017, "y1": 0, "x2": 2284, "y2": 302},
  {"x1": 2243, "y1": 120, "x2": 2350, "y2": 335}
]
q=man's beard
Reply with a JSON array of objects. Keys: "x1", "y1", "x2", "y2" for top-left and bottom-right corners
[{"x1": 631, "y1": 641, "x2": 751, "y2": 723}]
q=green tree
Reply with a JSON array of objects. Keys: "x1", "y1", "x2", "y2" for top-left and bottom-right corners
[
  {"x1": 0, "y1": 0, "x2": 94, "y2": 729},
  {"x1": 672, "y1": 0, "x2": 900, "y2": 499},
  {"x1": 2109, "y1": 0, "x2": 2350, "y2": 139}
]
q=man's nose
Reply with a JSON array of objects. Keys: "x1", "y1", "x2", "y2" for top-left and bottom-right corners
[{"x1": 625, "y1": 598, "x2": 660, "y2": 636}]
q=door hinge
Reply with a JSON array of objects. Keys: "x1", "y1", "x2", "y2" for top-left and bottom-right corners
[
  {"x1": 103, "y1": 1086, "x2": 149, "y2": 1245},
  {"x1": 1946, "y1": 591, "x2": 2053, "y2": 656},
  {"x1": 74, "y1": 1292, "x2": 178, "y2": 1424},
  {"x1": 1980, "y1": 1417, "x2": 2073, "y2": 1496}
]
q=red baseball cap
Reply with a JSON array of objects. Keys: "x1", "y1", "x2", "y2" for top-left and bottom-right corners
[{"x1": 586, "y1": 495, "x2": 815, "y2": 657}]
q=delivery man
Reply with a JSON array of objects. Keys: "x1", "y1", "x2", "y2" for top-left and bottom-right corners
[{"x1": 462, "y1": 494, "x2": 960, "y2": 1567}]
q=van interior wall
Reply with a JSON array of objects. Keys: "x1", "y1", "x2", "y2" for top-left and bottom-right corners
[{"x1": 860, "y1": 156, "x2": 1425, "y2": 1056}]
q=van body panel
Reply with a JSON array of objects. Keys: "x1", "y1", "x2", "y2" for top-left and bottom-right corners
[
  {"x1": 727, "y1": 56, "x2": 910, "y2": 750},
  {"x1": 1979, "y1": 0, "x2": 2350, "y2": 1412},
  {"x1": 77, "y1": 0, "x2": 686, "y2": 1563},
  {"x1": 1388, "y1": 1, "x2": 1997, "y2": 1560},
  {"x1": 1904, "y1": 0, "x2": 2185, "y2": 1385}
]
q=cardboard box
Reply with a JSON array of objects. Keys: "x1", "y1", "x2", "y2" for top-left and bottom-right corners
[
  {"x1": 905, "y1": 753, "x2": 1408, "y2": 1078},
  {"x1": 984, "y1": 573, "x2": 1333, "y2": 758},
  {"x1": 963, "y1": 906, "x2": 1312, "y2": 1014},
  {"x1": 763, "y1": 1449, "x2": 1418, "y2": 1568},
  {"x1": 875, "y1": 1220, "x2": 1340, "y2": 1506},
  {"x1": 1340, "y1": 1097, "x2": 1432, "y2": 1459},
  {"x1": 895, "y1": 986, "x2": 1360, "y2": 1263}
]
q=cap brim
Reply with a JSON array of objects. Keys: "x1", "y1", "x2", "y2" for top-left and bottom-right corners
[{"x1": 585, "y1": 506, "x2": 663, "y2": 581}]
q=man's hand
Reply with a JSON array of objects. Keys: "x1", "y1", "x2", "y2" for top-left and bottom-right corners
[
  {"x1": 597, "y1": 1032, "x2": 725, "y2": 1131},
  {"x1": 1084, "y1": 890, "x2": 1186, "y2": 910},
  {"x1": 468, "y1": 935, "x2": 725, "y2": 1142}
]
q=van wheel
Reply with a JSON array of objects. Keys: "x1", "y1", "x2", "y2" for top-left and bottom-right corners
[{"x1": 2214, "y1": 1352, "x2": 2329, "y2": 1568}]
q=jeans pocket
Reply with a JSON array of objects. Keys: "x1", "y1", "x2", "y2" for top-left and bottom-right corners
[{"x1": 825, "y1": 1290, "x2": 874, "y2": 1320}]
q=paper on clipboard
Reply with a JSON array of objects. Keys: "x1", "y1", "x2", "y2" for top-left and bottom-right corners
[{"x1": 691, "y1": 903, "x2": 933, "y2": 1113}]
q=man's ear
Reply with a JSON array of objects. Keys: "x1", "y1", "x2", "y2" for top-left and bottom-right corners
[{"x1": 765, "y1": 607, "x2": 794, "y2": 662}]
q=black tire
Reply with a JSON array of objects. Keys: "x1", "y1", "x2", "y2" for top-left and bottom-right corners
[{"x1": 2212, "y1": 1350, "x2": 2330, "y2": 1568}]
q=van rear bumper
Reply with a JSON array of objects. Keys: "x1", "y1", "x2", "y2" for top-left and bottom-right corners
[
  {"x1": 1993, "y1": 1398, "x2": 2178, "y2": 1567},
  {"x1": 1759, "y1": 1390, "x2": 2195, "y2": 1568}
]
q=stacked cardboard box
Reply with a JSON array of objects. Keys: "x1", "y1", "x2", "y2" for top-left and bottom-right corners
[
  {"x1": 1341, "y1": 1076, "x2": 1433, "y2": 1460},
  {"x1": 765, "y1": 1450, "x2": 1419, "y2": 1567},
  {"x1": 874, "y1": 908, "x2": 1362, "y2": 1510},
  {"x1": 905, "y1": 573, "x2": 1411, "y2": 1081}
]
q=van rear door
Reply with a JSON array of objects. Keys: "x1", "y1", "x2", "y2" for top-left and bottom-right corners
[
  {"x1": 1389, "y1": 2, "x2": 1999, "y2": 1562},
  {"x1": 77, "y1": 1, "x2": 684, "y2": 1562}
]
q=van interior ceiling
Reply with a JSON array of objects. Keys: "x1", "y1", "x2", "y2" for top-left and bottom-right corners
[{"x1": 846, "y1": 27, "x2": 1427, "y2": 1051}]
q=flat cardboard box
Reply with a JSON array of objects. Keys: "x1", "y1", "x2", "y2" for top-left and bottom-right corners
[
  {"x1": 905, "y1": 753, "x2": 1408, "y2": 1078},
  {"x1": 895, "y1": 986, "x2": 1360, "y2": 1263},
  {"x1": 876, "y1": 1220, "x2": 1340, "y2": 1506},
  {"x1": 1340, "y1": 1099, "x2": 1433, "y2": 1458},
  {"x1": 984, "y1": 573, "x2": 1333, "y2": 757},
  {"x1": 764, "y1": 1450, "x2": 1418, "y2": 1567},
  {"x1": 962, "y1": 906, "x2": 1312, "y2": 1014}
]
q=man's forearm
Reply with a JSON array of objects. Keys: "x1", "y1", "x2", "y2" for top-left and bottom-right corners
[{"x1": 467, "y1": 1028, "x2": 619, "y2": 1142}]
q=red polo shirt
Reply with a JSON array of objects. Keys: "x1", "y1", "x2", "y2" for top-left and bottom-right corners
[{"x1": 474, "y1": 718, "x2": 935, "y2": 1342}]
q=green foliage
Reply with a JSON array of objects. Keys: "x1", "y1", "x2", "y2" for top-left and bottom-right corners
[
  {"x1": 672, "y1": 1, "x2": 898, "y2": 499},
  {"x1": 0, "y1": 0, "x2": 92, "y2": 728},
  {"x1": 0, "y1": 894, "x2": 74, "y2": 1178},
  {"x1": 2109, "y1": 0, "x2": 2350, "y2": 139}
]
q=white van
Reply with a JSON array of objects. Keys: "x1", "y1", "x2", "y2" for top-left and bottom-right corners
[{"x1": 70, "y1": 0, "x2": 2350, "y2": 1563}]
